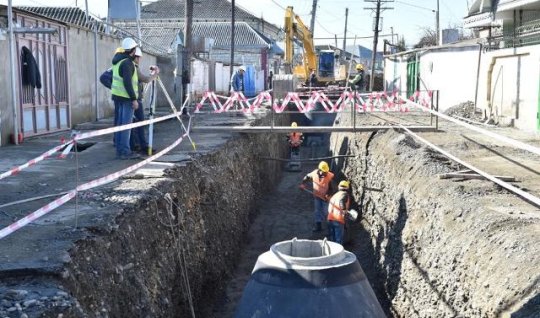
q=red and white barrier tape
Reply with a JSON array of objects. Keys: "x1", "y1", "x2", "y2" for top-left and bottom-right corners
[
  {"x1": 0, "y1": 113, "x2": 179, "y2": 182},
  {"x1": 0, "y1": 141, "x2": 74, "y2": 181},
  {"x1": 0, "y1": 131, "x2": 190, "y2": 240},
  {"x1": 403, "y1": 98, "x2": 540, "y2": 157}
]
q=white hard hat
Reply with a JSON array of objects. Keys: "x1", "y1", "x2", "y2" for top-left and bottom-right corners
[
  {"x1": 121, "y1": 37, "x2": 138, "y2": 50},
  {"x1": 134, "y1": 47, "x2": 143, "y2": 57},
  {"x1": 239, "y1": 65, "x2": 246, "y2": 71}
]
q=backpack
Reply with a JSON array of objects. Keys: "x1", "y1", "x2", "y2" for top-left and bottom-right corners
[{"x1": 99, "y1": 68, "x2": 113, "y2": 89}]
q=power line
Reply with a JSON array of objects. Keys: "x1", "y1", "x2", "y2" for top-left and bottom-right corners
[
  {"x1": 269, "y1": 0, "x2": 286, "y2": 10},
  {"x1": 395, "y1": 0, "x2": 434, "y2": 12}
]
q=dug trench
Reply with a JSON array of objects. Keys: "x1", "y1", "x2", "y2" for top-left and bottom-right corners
[
  {"x1": 3, "y1": 109, "x2": 539, "y2": 317},
  {"x1": 209, "y1": 114, "x2": 539, "y2": 316}
]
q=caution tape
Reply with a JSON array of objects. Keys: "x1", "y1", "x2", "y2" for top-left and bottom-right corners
[
  {"x1": 0, "y1": 130, "x2": 190, "y2": 240},
  {"x1": 0, "y1": 141, "x2": 74, "y2": 181},
  {"x1": 402, "y1": 97, "x2": 540, "y2": 157},
  {"x1": 0, "y1": 113, "x2": 179, "y2": 182}
]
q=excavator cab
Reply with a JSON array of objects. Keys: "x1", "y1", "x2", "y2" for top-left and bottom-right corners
[{"x1": 317, "y1": 50, "x2": 335, "y2": 79}]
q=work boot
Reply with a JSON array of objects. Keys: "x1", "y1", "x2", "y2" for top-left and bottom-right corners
[{"x1": 312, "y1": 222, "x2": 322, "y2": 232}]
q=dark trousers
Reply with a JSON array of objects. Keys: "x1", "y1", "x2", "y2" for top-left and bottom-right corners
[{"x1": 130, "y1": 99, "x2": 147, "y2": 151}]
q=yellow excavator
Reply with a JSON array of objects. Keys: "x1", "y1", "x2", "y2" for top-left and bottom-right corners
[{"x1": 284, "y1": 6, "x2": 347, "y2": 85}]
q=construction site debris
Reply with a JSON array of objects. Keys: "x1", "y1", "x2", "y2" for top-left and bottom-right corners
[{"x1": 444, "y1": 101, "x2": 483, "y2": 121}]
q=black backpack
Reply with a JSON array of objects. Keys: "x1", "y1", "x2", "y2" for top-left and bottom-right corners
[{"x1": 99, "y1": 68, "x2": 113, "y2": 89}]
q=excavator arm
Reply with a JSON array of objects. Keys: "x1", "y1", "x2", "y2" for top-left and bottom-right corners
[{"x1": 284, "y1": 6, "x2": 317, "y2": 81}]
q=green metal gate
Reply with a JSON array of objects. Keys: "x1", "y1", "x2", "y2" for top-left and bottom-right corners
[{"x1": 407, "y1": 57, "x2": 419, "y2": 97}]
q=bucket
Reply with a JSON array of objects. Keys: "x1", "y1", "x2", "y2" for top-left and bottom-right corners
[{"x1": 234, "y1": 238, "x2": 385, "y2": 317}]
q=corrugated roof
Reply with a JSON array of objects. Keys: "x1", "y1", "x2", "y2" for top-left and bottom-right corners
[
  {"x1": 17, "y1": 6, "x2": 106, "y2": 33},
  {"x1": 140, "y1": 0, "x2": 257, "y2": 21},
  {"x1": 115, "y1": 20, "x2": 271, "y2": 56}
]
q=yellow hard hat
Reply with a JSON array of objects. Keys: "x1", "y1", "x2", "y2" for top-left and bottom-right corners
[
  {"x1": 339, "y1": 180, "x2": 350, "y2": 189},
  {"x1": 318, "y1": 161, "x2": 329, "y2": 173},
  {"x1": 356, "y1": 63, "x2": 364, "y2": 70},
  {"x1": 291, "y1": 122, "x2": 297, "y2": 127},
  {"x1": 115, "y1": 47, "x2": 125, "y2": 54}
]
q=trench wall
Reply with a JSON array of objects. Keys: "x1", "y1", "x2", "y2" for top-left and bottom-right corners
[
  {"x1": 330, "y1": 116, "x2": 539, "y2": 317},
  {"x1": 61, "y1": 117, "x2": 287, "y2": 317}
]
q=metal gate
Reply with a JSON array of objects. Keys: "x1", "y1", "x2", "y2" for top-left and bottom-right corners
[{"x1": 16, "y1": 13, "x2": 70, "y2": 137}]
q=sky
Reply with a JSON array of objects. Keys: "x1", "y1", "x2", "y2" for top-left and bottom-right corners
[{"x1": 1, "y1": 0, "x2": 472, "y2": 49}]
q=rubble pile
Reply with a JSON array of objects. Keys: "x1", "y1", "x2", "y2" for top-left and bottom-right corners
[{"x1": 444, "y1": 101, "x2": 484, "y2": 121}]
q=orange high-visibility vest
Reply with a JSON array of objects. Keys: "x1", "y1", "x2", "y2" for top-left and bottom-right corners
[
  {"x1": 327, "y1": 190, "x2": 350, "y2": 224},
  {"x1": 288, "y1": 132, "x2": 303, "y2": 147},
  {"x1": 309, "y1": 169, "x2": 334, "y2": 198}
]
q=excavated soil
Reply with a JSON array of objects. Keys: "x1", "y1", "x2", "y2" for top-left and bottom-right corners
[
  {"x1": 2, "y1": 106, "x2": 539, "y2": 317},
  {"x1": 210, "y1": 111, "x2": 540, "y2": 318}
]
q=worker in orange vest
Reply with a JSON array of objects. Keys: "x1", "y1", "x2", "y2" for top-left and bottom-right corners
[
  {"x1": 327, "y1": 180, "x2": 351, "y2": 244},
  {"x1": 301, "y1": 161, "x2": 335, "y2": 232},
  {"x1": 287, "y1": 122, "x2": 304, "y2": 155}
]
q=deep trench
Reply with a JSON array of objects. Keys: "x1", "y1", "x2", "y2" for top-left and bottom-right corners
[{"x1": 36, "y1": 111, "x2": 539, "y2": 317}]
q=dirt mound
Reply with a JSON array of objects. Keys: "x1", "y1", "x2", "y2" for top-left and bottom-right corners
[{"x1": 444, "y1": 101, "x2": 484, "y2": 121}]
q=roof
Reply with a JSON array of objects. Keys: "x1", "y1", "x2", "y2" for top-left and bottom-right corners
[
  {"x1": 17, "y1": 6, "x2": 106, "y2": 33},
  {"x1": 137, "y1": 0, "x2": 281, "y2": 40},
  {"x1": 115, "y1": 21, "x2": 272, "y2": 56},
  {"x1": 141, "y1": 0, "x2": 259, "y2": 21}
]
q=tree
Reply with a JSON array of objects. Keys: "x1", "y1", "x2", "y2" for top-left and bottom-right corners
[
  {"x1": 414, "y1": 27, "x2": 437, "y2": 48},
  {"x1": 395, "y1": 36, "x2": 407, "y2": 52}
]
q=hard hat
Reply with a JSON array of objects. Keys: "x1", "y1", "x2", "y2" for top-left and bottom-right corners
[
  {"x1": 114, "y1": 47, "x2": 124, "y2": 54},
  {"x1": 356, "y1": 63, "x2": 364, "y2": 70},
  {"x1": 239, "y1": 65, "x2": 246, "y2": 72},
  {"x1": 291, "y1": 122, "x2": 297, "y2": 127},
  {"x1": 318, "y1": 161, "x2": 329, "y2": 173},
  {"x1": 134, "y1": 47, "x2": 143, "y2": 57},
  {"x1": 339, "y1": 180, "x2": 350, "y2": 189},
  {"x1": 121, "y1": 37, "x2": 138, "y2": 50}
]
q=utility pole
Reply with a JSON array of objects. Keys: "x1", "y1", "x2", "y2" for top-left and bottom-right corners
[
  {"x1": 309, "y1": 0, "x2": 318, "y2": 34},
  {"x1": 436, "y1": 0, "x2": 440, "y2": 45},
  {"x1": 229, "y1": 0, "x2": 236, "y2": 91},
  {"x1": 342, "y1": 8, "x2": 348, "y2": 52},
  {"x1": 183, "y1": 0, "x2": 193, "y2": 105},
  {"x1": 364, "y1": 0, "x2": 394, "y2": 91}
]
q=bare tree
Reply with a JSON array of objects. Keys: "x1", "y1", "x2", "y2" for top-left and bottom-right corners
[
  {"x1": 414, "y1": 27, "x2": 437, "y2": 48},
  {"x1": 395, "y1": 36, "x2": 407, "y2": 52}
]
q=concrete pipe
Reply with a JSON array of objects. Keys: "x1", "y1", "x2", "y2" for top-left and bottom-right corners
[{"x1": 234, "y1": 238, "x2": 385, "y2": 317}]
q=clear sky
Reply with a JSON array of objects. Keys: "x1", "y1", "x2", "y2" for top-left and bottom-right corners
[{"x1": 1, "y1": 0, "x2": 471, "y2": 49}]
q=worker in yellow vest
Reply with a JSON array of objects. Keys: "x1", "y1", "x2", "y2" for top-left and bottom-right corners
[
  {"x1": 301, "y1": 161, "x2": 335, "y2": 232},
  {"x1": 111, "y1": 37, "x2": 140, "y2": 160},
  {"x1": 327, "y1": 180, "x2": 351, "y2": 244}
]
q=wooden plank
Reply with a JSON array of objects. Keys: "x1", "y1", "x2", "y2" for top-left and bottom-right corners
[{"x1": 439, "y1": 173, "x2": 516, "y2": 182}]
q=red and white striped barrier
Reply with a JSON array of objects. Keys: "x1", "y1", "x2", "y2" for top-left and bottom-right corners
[
  {"x1": 195, "y1": 89, "x2": 428, "y2": 114},
  {"x1": 0, "y1": 130, "x2": 190, "y2": 240}
]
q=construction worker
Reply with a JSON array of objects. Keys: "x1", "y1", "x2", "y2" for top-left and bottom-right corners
[
  {"x1": 309, "y1": 68, "x2": 317, "y2": 87},
  {"x1": 327, "y1": 180, "x2": 351, "y2": 245},
  {"x1": 349, "y1": 63, "x2": 365, "y2": 92},
  {"x1": 230, "y1": 65, "x2": 246, "y2": 94},
  {"x1": 287, "y1": 122, "x2": 304, "y2": 155},
  {"x1": 130, "y1": 47, "x2": 160, "y2": 154},
  {"x1": 301, "y1": 161, "x2": 335, "y2": 232},
  {"x1": 111, "y1": 37, "x2": 140, "y2": 160}
]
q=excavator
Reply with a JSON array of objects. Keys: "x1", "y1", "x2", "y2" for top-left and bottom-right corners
[{"x1": 283, "y1": 6, "x2": 347, "y2": 86}]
